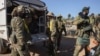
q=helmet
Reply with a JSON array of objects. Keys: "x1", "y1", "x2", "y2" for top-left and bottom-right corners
[
  {"x1": 17, "y1": 5, "x2": 24, "y2": 13},
  {"x1": 47, "y1": 12, "x2": 54, "y2": 17},
  {"x1": 82, "y1": 7, "x2": 90, "y2": 12}
]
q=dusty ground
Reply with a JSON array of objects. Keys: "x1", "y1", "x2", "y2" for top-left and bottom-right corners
[{"x1": 0, "y1": 35, "x2": 86, "y2": 56}]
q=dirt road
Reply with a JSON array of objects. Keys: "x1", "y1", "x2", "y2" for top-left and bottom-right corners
[{"x1": 0, "y1": 35, "x2": 86, "y2": 56}]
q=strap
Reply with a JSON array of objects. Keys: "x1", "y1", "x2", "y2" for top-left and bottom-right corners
[{"x1": 23, "y1": 19, "x2": 30, "y2": 33}]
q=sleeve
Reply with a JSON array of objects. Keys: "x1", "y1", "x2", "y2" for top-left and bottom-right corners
[
  {"x1": 83, "y1": 25, "x2": 92, "y2": 32},
  {"x1": 52, "y1": 20, "x2": 57, "y2": 31},
  {"x1": 51, "y1": 20, "x2": 57, "y2": 36},
  {"x1": 73, "y1": 16, "x2": 84, "y2": 25}
]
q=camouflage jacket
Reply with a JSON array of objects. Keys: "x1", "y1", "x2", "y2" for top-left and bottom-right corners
[
  {"x1": 89, "y1": 16, "x2": 95, "y2": 25},
  {"x1": 10, "y1": 17, "x2": 31, "y2": 45},
  {"x1": 73, "y1": 12, "x2": 92, "y2": 36}
]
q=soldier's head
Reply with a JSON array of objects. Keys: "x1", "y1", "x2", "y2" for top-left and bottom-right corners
[
  {"x1": 47, "y1": 12, "x2": 55, "y2": 20},
  {"x1": 16, "y1": 5, "x2": 25, "y2": 17},
  {"x1": 82, "y1": 7, "x2": 90, "y2": 16},
  {"x1": 57, "y1": 14, "x2": 62, "y2": 20}
]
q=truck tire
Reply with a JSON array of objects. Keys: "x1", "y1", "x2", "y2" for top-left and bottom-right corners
[{"x1": 0, "y1": 38, "x2": 8, "y2": 54}]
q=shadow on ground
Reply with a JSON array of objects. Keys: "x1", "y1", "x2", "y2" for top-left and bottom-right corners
[
  {"x1": 29, "y1": 36, "x2": 76, "y2": 56},
  {"x1": 0, "y1": 36, "x2": 77, "y2": 56}
]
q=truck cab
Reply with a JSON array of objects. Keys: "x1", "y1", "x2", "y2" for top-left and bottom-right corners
[{"x1": 0, "y1": 0, "x2": 48, "y2": 53}]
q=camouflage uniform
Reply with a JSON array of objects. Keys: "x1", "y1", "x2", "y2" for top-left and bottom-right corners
[
  {"x1": 56, "y1": 15, "x2": 64, "y2": 50},
  {"x1": 47, "y1": 12, "x2": 57, "y2": 42},
  {"x1": 73, "y1": 7, "x2": 92, "y2": 56},
  {"x1": 94, "y1": 28, "x2": 100, "y2": 56},
  {"x1": 93, "y1": 17, "x2": 100, "y2": 56},
  {"x1": 10, "y1": 6, "x2": 31, "y2": 56},
  {"x1": 46, "y1": 12, "x2": 58, "y2": 56},
  {"x1": 89, "y1": 13, "x2": 95, "y2": 36},
  {"x1": 10, "y1": 17, "x2": 30, "y2": 56},
  {"x1": 89, "y1": 13, "x2": 95, "y2": 25}
]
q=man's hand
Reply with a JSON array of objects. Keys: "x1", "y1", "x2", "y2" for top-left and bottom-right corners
[{"x1": 89, "y1": 37, "x2": 98, "y2": 49}]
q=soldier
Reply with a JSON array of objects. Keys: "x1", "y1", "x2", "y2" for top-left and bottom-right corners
[
  {"x1": 89, "y1": 13, "x2": 95, "y2": 25},
  {"x1": 10, "y1": 5, "x2": 32, "y2": 56},
  {"x1": 89, "y1": 13, "x2": 95, "y2": 36},
  {"x1": 56, "y1": 14, "x2": 65, "y2": 50},
  {"x1": 73, "y1": 7, "x2": 92, "y2": 56},
  {"x1": 95, "y1": 14, "x2": 100, "y2": 22},
  {"x1": 93, "y1": 16, "x2": 100, "y2": 56},
  {"x1": 46, "y1": 12, "x2": 58, "y2": 56}
]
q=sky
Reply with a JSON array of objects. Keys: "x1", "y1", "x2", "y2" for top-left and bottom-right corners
[{"x1": 42, "y1": 0, "x2": 100, "y2": 18}]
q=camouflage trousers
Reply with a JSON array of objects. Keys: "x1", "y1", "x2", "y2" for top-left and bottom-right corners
[
  {"x1": 73, "y1": 34, "x2": 90, "y2": 56},
  {"x1": 11, "y1": 44, "x2": 30, "y2": 56}
]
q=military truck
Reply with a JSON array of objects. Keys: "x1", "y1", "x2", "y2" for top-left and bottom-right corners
[{"x1": 0, "y1": 0, "x2": 48, "y2": 53}]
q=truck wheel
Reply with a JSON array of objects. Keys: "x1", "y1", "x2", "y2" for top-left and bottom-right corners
[{"x1": 0, "y1": 38, "x2": 8, "y2": 54}]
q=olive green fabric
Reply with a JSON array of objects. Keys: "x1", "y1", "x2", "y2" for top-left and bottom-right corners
[
  {"x1": 10, "y1": 17, "x2": 30, "y2": 56},
  {"x1": 73, "y1": 14, "x2": 92, "y2": 56},
  {"x1": 89, "y1": 16, "x2": 95, "y2": 25},
  {"x1": 93, "y1": 27, "x2": 100, "y2": 56}
]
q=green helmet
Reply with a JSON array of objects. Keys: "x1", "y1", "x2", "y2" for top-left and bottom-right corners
[{"x1": 82, "y1": 7, "x2": 90, "y2": 12}]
